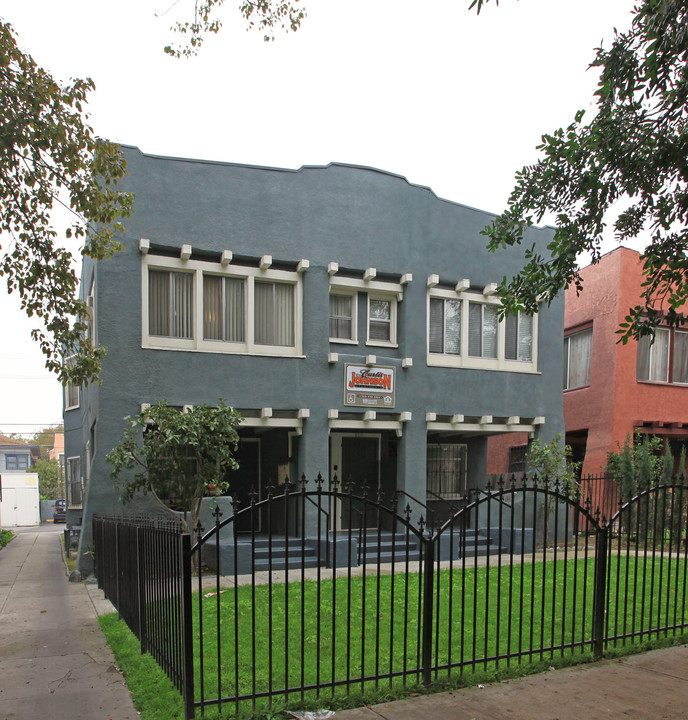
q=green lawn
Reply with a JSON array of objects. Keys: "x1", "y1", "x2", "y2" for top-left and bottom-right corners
[{"x1": 101, "y1": 553, "x2": 688, "y2": 720}]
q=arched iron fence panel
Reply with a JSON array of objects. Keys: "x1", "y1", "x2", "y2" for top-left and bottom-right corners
[
  {"x1": 429, "y1": 478, "x2": 603, "y2": 680},
  {"x1": 188, "y1": 478, "x2": 430, "y2": 718},
  {"x1": 606, "y1": 483, "x2": 688, "y2": 648}
]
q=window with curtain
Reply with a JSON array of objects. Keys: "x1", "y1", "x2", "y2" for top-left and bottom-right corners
[
  {"x1": 203, "y1": 275, "x2": 245, "y2": 342},
  {"x1": 429, "y1": 297, "x2": 461, "y2": 355},
  {"x1": 637, "y1": 329, "x2": 670, "y2": 382},
  {"x1": 368, "y1": 297, "x2": 393, "y2": 343},
  {"x1": 468, "y1": 302, "x2": 498, "y2": 358},
  {"x1": 505, "y1": 311, "x2": 533, "y2": 362},
  {"x1": 673, "y1": 331, "x2": 688, "y2": 384},
  {"x1": 254, "y1": 281, "x2": 295, "y2": 346},
  {"x1": 329, "y1": 293, "x2": 354, "y2": 340},
  {"x1": 149, "y1": 269, "x2": 194, "y2": 338},
  {"x1": 564, "y1": 328, "x2": 593, "y2": 389},
  {"x1": 426, "y1": 443, "x2": 467, "y2": 499}
]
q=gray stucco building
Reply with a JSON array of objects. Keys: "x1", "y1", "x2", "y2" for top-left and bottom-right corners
[{"x1": 64, "y1": 146, "x2": 564, "y2": 571}]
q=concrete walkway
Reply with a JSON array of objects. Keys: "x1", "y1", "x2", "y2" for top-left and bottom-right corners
[
  {"x1": 1, "y1": 525, "x2": 688, "y2": 720},
  {"x1": 0, "y1": 525, "x2": 137, "y2": 720}
]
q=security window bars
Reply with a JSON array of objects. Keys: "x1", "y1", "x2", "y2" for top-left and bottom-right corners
[
  {"x1": 149, "y1": 269, "x2": 194, "y2": 339},
  {"x1": 329, "y1": 293, "x2": 355, "y2": 341},
  {"x1": 505, "y1": 311, "x2": 533, "y2": 362},
  {"x1": 468, "y1": 302, "x2": 498, "y2": 358},
  {"x1": 429, "y1": 297, "x2": 461, "y2": 355},
  {"x1": 203, "y1": 275, "x2": 245, "y2": 343},
  {"x1": 426, "y1": 443, "x2": 467, "y2": 499},
  {"x1": 564, "y1": 328, "x2": 593, "y2": 390}
]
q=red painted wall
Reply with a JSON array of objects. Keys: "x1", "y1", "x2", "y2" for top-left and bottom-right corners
[{"x1": 565, "y1": 247, "x2": 688, "y2": 475}]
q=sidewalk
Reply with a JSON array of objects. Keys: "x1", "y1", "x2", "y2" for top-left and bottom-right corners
[
  {"x1": 0, "y1": 525, "x2": 138, "y2": 720},
  {"x1": 1, "y1": 525, "x2": 687, "y2": 720},
  {"x1": 334, "y1": 644, "x2": 688, "y2": 720}
]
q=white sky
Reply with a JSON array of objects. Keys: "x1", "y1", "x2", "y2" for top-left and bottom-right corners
[{"x1": 0, "y1": 0, "x2": 640, "y2": 436}]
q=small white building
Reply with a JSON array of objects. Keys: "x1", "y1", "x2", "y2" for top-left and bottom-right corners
[{"x1": 0, "y1": 434, "x2": 40, "y2": 527}]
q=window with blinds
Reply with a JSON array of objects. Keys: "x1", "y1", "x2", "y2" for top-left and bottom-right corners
[
  {"x1": 203, "y1": 275, "x2": 245, "y2": 342},
  {"x1": 429, "y1": 297, "x2": 461, "y2": 355},
  {"x1": 149, "y1": 269, "x2": 194, "y2": 339},
  {"x1": 468, "y1": 302, "x2": 498, "y2": 358},
  {"x1": 255, "y1": 281, "x2": 295, "y2": 346},
  {"x1": 330, "y1": 293, "x2": 355, "y2": 340},
  {"x1": 368, "y1": 297, "x2": 393, "y2": 343},
  {"x1": 505, "y1": 311, "x2": 533, "y2": 362}
]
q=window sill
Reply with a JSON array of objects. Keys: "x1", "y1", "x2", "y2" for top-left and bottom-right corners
[
  {"x1": 330, "y1": 338, "x2": 358, "y2": 345},
  {"x1": 143, "y1": 343, "x2": 306, "y2": 359},
  {"x1": 426, "y1": 354, "x2": 539, "y2": 374},
  {"x1": 563, "y1": 384, "x2": 591, "y2": 392},
  {"x1": 366, "y1": 341, "x2": 398, "y2": 349}
]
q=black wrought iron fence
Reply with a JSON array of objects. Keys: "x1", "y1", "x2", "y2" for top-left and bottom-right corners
[{"x1": 94, "y1": 477, "x2": 688, "y2": 720}]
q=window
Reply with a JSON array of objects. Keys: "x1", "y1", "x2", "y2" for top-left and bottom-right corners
[
  {"x1": 426, "y1": 443, "x2": 467, "y2": 499},
  {"x1": 143, "y1": 255, "x2": 303, "y2": 356},
  {"x1": 426, "y1": 288, "x2": 538, "y2": 372},
  {"x1": 368, "y1": 296, "x2": 396, "y2": 344},
  {"x1": 563, "y1": 328, "x2": 593, "y2": 390},
  {"x1": 149, "y1": 269, "x2": 194, "y2": 338},
  {"x1": 203, "y1": 275, "x2": 245, "y2": 342},
  {"x1": 255, "y1": 281, "x2": 294, "y2": 346},
  {"x1": 505, "y1": 312, "x2": 533, "y2": 362},
  {"x1": 63, "y1": 356, "x2": 80, "y2": 410},
  {"x1": 468, "y1": 302, "x2": 498, "y2": 358},
  {"x1": 5, "y1": 454, "x2": 29, "y2": 471},
  {"x1": 508, "y1": 445, "x2": 528, "y2": 474},
  {"x1": 66, "y1": 456, "x2": 82, "y2": 508},
  {"x1": 329, "y1": 293, "x2": 356, "y2": 341},
  {"x1": 637, "y1": 328, "x2": 688, "y2": 384},
  {"x1": 429, "y1": 298, "x2": 461, "y2": 355}
]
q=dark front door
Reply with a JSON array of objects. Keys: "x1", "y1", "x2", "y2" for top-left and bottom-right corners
[
  {"x1": 341, "y1": 435, "x2": 379, "y2": 529},
  {"x1": 225, "y1": 439, "x2": 260, "y2": 532}
]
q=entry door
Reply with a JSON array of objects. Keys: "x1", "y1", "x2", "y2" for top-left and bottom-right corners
[
  {"x1": 331, "y1": 433, "x2": 380, "y2": 530},
  {"x1": 225, "y1": 439, "x2": 261, "y2": 533}
]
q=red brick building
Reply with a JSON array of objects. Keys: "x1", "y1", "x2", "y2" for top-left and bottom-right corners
[{"x1": 564, "y1": 247, "x2": 688, "y2": 475}]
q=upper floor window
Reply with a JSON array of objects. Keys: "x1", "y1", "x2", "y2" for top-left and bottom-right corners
[
  {"x1": 5, "y1": 454, "x2": 29, "y2": 471},
  {"x1": 429, "y1": 297, "x2": 461, "y2": 355},
  {"x1": 149, "y1": 269, "x2": 194, "y2": 339},
  {"x1": 564, "y1": 327, "x2": 592, "y2": 390},
  {"x1": 367, "y1": 295, "x2": 397, "y2": 345},
  {"x1": 468, "y1": 302, "x2": 498, "y2": 359},
  {"x1": 427, "y1": 287, "x2": 538, "y2": 372},
  {"x1": 143, "y1": 254, "x2": 303, "y2": 357},
  {"x1": 329, "y1": 292, "x2": 356, "y2": 342},
  {"x1": 637, "y1": 328, "x2": 688, "y2": 384},
  {"x1": 63, "y1": 356, "x2": 80, "y2": 410}
]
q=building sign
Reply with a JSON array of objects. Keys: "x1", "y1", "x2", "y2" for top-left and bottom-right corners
[{"x1": 344, "y1": 363, "x2": 396, "y2": 408}]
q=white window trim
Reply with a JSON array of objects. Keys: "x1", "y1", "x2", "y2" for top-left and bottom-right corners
[
  {"x1": 329, "y1": 289, "x2": 358, "y2": 344},
  {"x1": 426, "y1": 287, "x2": 539, "y2": 373},
  {"x1": 366, "y1": 293, "x2": 398, "y2": 348},
  {"x1": 142, "y1": 254, "x2": 304, "y2": 357},
  {"x1": 63, "y1": 356, "x2": 80, "y2": 411}
]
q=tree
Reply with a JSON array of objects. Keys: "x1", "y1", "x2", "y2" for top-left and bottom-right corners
[
  {"x1": 35, "y1": 458, "x2": 61, "y2": 500},
  {"x1": 1, "y1": 21, "x2": 132, "y2": 385},
  {"x1": 164, "y1": 0, "x2": 306, "y2": 56},
  {"x1": 479, "y1": 0, "x2": 688, "y2": 342},
  {"x1": 106, "y1": 401, "x2": 242, "y2": 534},
  {"x1": 606, "y1": 432, "x2": 663, "y2": 500},
  {"x1": 25, "y1": 424, "x2": 63, "y2": 461},
  {"x1": 526, "y1": 433, "x2": 580, "y2": 494}
]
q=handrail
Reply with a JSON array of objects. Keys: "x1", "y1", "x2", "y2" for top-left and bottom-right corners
[{"x1": 303, "y1": 493, "x2": 330, "y2": 568}]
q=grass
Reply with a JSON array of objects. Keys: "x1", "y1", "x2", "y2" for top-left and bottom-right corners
[
  {"x1": 0, "y1": 529, "x2": 14, "y2": 548},
  {"x1": 100, "y1": 552, "x2": 688, "y2": 720}
]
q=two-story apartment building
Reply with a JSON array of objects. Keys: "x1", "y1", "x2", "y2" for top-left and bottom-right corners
[
  {"x1": 564, "y1": 247, "x2": 688, "y2": 475},
  {"x1": 64, "y1": 147, "x2": 565, "y2": 571}
]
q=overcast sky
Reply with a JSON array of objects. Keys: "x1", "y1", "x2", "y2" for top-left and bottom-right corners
[{"x1": 1, "y1": 0, "x2": 640, "y2": 437}]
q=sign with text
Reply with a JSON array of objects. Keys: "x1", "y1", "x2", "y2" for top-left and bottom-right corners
[{"x1": 344, "y1": 364, "x2": 396, "y2": 408}]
